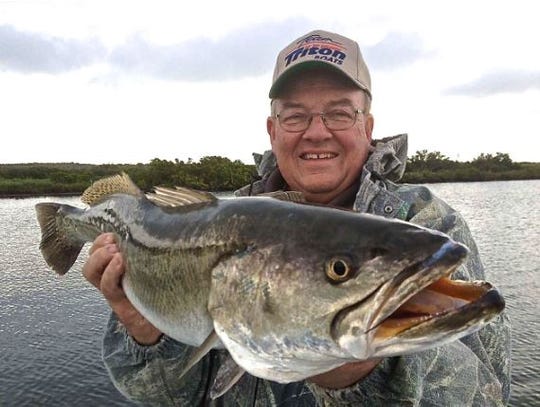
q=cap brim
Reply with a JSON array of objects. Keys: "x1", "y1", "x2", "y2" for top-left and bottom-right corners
[{"x1": 269, "y1": 60, "x2": 369, "y2": 98}]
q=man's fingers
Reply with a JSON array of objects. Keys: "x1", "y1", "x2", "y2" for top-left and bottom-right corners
[
  {"x1": 100, "y1": 253, "x2": 127, "y2": 303},
  {"x1": 88, "y1": 233, "x2": 115, "y2": 256},
  {"x1": 82, "y1": 243, "x2": 119, "y2": 289}
]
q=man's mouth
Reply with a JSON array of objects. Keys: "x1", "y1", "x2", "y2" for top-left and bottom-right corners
[{"x1": 300, "y1": 153, "x2": 337, "y2": 160}]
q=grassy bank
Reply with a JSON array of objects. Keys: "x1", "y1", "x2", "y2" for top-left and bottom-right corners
[{"x1": 1, "y1": 153, "x2": 539, "y2": 197}]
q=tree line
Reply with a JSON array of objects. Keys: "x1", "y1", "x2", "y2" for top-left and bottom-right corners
[
  {"x1": 0, "y1": 152, "x2": 538, "y2": 197},
  {"x1": 401, "y1": 151, "x2": 538, "y2": 183}
]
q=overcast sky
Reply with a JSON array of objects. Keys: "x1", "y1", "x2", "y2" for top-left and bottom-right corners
[{"x1": 1, "y1": 0, "x2": 539, "y2": 165}]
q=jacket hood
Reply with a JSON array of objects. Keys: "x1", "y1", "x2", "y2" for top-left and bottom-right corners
[{"x1": 366, "y1": 133, "x2": 408, "y2": 182}]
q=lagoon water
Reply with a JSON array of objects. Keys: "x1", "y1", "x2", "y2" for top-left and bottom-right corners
[{"x1": 0, "y1": 180, "x2": 538, "y2": 406}]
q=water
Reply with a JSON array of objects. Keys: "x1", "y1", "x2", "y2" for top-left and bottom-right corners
[
  {"x1": 0, "y1": 196, "x2": 136, "y2": 407},
  {"x1": 426, "y1": 180, "x2": 539, "y2": 406},
  {"x1": 0, "y1": 180, "x2": 538, "y2": 406}
]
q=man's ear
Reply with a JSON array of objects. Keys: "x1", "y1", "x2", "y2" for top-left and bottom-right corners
[
  {"x1": 364, "y1": 114, "x2": 374, "y2": 142},
  {"x1": 267, "y1": 116, "x2": 276, "y2": 144}
]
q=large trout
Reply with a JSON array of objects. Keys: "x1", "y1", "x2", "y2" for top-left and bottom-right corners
[{"x1": 35, "y1": 173, "x2": 504, "y2": 391}]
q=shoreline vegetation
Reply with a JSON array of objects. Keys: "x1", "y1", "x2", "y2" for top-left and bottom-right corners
[{"x1": 1, "y1": 151, "x2": 538, "y2": 198}]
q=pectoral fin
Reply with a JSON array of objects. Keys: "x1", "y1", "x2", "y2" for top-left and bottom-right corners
[
  {"x1": 210, "y1": 355, "x2": 246, "y2": 400},
  {"x1": 178, "y1": 330, "x2": 220, "y2": 380}
]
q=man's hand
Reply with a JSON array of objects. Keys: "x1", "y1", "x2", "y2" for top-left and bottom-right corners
[
  {"x1": 82, "y1": 233, "x2": 162, "y2": 345},
  {"x1": 308, "y1": 358, "x2": 381, "y2": 389}
]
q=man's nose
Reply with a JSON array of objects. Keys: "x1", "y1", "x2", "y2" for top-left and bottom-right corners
[{"x1": 302, "y1": 114, "x2": 332, "y2": 140}]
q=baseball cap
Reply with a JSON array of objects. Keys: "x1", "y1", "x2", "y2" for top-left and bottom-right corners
[{"x1": 269, "y1": 29, "x2": 371, "y2": 100}]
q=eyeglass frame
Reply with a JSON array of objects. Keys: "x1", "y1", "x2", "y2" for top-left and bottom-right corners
[{"x1": 274, "y1": 107, "x2": 364, "y2": 132}]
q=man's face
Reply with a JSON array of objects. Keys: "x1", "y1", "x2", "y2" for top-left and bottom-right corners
[{"x1": 267, "y1": 70, "x2": 374, "y2": 204}]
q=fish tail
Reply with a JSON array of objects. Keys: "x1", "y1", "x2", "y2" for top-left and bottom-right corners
[{"x1": 35, "y1": 202, "x2": 85, "y2": 275}]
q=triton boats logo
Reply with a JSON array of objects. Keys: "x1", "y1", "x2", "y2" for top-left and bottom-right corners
[{"x1": 283, "y1": 34, "x2": 347, "y2": 67}]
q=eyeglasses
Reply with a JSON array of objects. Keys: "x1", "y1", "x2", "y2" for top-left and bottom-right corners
[{"x1": 275, "y1": 107, "x2": 363, "y2": 132}]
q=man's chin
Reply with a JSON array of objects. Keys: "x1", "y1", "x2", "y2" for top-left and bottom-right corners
[{"x1": 296, "y1": 177, "x2": 342, "y2": 195}]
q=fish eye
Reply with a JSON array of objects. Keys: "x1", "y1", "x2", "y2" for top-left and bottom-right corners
[{"x1": 326, "y1": 258, "x2": 353, "y2": 283}]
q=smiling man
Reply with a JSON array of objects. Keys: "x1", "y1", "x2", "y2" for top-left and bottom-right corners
[
  {"x1": 83, "y1": 30, "x2": 511, "y2": 406},
  {"x1": 268, "y1": 69, "x2": 374, "y2": 204}
]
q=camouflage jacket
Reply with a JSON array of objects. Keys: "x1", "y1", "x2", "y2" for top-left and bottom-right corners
[{"x1": 102, "y1": 134, "x2": 511, "y2": 406}]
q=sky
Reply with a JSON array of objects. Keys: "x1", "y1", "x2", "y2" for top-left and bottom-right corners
[{"x1": 1, "y1": 0, "x2": 539, "y2": 165}]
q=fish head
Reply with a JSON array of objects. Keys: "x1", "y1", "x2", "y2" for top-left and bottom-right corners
[
  {"x1": 208, "y1": 203, "x2": 504, "y2": 382},
  {"x1": 333, "y1": 239, "x2": 504, "y2": 359}
]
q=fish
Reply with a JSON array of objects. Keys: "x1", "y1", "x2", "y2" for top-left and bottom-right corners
[{"x1": 35, "y1": 173, "x2": 504, "y2": 394}]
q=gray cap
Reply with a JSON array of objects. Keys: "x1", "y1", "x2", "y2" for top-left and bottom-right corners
[{"x1": 269, "y1": 29, "x2": 371, "y2": 99}]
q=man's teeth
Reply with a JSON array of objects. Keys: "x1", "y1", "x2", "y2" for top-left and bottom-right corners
[{"x1": 302, "y1": 153, "x2": 336, "y2": 159}]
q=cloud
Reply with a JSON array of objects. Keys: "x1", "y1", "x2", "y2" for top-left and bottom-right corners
[
  {"x1": 1, "y1": 19, "x2": 315, "y2": 80},
  {"x1": 108, "y1": 18, "x2": 314, "y2": 81},
  {"x1": 108, "y1": 26, "x2": 433, "y2": 81},
  {"x1": 363, "y1": 32, "x2": 433, "y2": 70},
  {"x1": 0, "y1": 24, "x2": 106, "y2": 73},
  {"x1": 445, "y1": 70, "x2": 540, "y2": 96},
  {"x1": 3, "y1": 21, "x2": 432, "y2": 81}
]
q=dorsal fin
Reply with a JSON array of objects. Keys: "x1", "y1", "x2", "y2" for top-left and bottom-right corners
[
  {"x1": 81, "y1": 172, "x2": 142, "y2": 206},
  {"x1": 146, "y1": 186, "x2": 217, "y2": 208}
]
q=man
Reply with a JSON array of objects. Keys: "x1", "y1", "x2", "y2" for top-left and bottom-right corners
[{"x1": 83, "y1": 30, "x2": 511, "y2": 405}]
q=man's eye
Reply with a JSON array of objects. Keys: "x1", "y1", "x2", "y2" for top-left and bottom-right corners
[
  {"x1": 326, "y1": 110, "x2": 353, "y2": 121},
  {"x1": 283, "y1": 113, "x2": 307, "y2": 123}
]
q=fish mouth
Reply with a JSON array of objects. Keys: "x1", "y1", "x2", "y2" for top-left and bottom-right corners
[
  {"x1": 369, "y1": 241, "x2": 505, "y2": 353},
  {"x1": 334, "y1": 241, "x2": 505, "y2": 357},
  {"x1": 372, "y1": 277, "x2": 504, "y2": 340}
]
